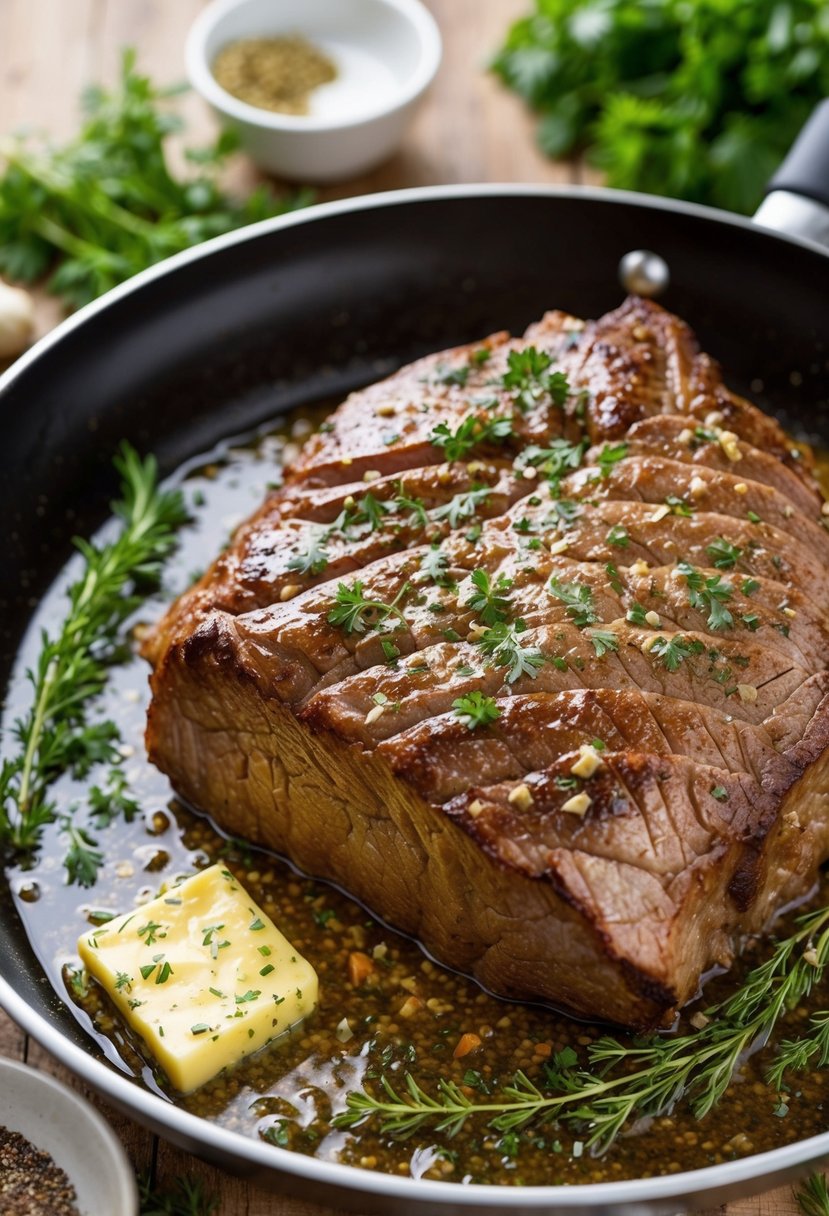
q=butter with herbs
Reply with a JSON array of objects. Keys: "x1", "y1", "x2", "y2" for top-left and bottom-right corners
[{"x1": 77, "y1": 864, "x2": 318, "y2": 1092}]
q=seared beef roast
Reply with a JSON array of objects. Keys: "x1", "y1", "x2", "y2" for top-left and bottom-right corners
[{"x1": 145, "y1": 297, "x2": 829, "y2": 1028}]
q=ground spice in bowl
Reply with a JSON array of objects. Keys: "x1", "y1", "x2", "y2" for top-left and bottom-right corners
[
  {"x1": 212, "y1": 36, "x2": 337, "y2": 115},
  {"x1": 0, "y1": 1124, "x2": 80, "y2": 1215}
]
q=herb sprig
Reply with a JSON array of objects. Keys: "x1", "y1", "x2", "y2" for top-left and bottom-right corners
[
  {"x1": 0, "y1": 445, "x2": 187, "y2": 855},
  {"x1": 337, "y1": 901, "x2": 829, "y2": 1152}
]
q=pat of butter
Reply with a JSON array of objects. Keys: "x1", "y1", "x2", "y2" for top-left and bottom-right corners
[{"x1": 77, "y1": 864, "x2": 318, "y2": 1093}]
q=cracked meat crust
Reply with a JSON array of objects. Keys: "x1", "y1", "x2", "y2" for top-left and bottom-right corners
[{"x1": 145, "y1": 297, "x2": 829, "y2": 1027}]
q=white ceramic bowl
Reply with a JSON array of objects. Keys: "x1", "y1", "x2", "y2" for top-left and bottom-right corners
[
  {"x1": 0, "y1": 1056, "x2": 138, "y2": 1216},
  {"x1": 186, "y1": 0, "x2": 442, "y2": 182}
]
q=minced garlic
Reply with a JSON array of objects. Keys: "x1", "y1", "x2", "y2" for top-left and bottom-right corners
[
  {"x1": 365, "y1": 704, "x2": 386, "y2": 725},
  {"x1": 508, "y1": 783, "x2": 534, "y2": 811},
  {"x1": 648, "y1": 504, "x2": 671, "y2": 522},
  {"x1": 644, "y1": 610, "x2": 660, "y2": 628},
  {"x1": 548, "y1": 537, "x2": 570, "y2": 555},
  {"x1": 570, "y1": 745, "x2": 604, "y2": 779},
  {"x1": 733, "y1": 482, "x2": 748, "y2": 494},
  {"x1": 561, "y1": 792, "x2": 592, "y2": 816},
  {"x1": 689, "y1": 476, "x2": 707, "y2": 497},
  {"x1": 718, "y1": 430, "x2": 741, "y2": 461},
  {"x1": 630, "y1": 559, "x2": 650, "y2": 577},
  {"x1": 736, "y1": 684, "x2": 758, "y2": 703},
  {"x1": 280, "y1": 584, "x2": 302, "y2": 601}
]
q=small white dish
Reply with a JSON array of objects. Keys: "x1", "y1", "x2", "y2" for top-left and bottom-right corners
[
  {"x1": 186, "y1": 0, "x2": 443, "y2": 182},
  {"x1": 0, "y1": 1056, "x2": 138, "y2": 1216}
]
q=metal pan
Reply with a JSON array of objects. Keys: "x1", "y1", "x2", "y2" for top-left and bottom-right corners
[{"x1": 2, "y1": 105, "x2": 829, "y2": 1214}]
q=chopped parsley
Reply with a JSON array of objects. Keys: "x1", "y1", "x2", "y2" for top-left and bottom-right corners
[
  {"x1": 587, "y1": 627, "x2": 619, "y2": 656},
  {"x1": 432, "y1": 486, "x2": 492, "y2": 528},
  {"x1": 337, "y1": 491, "x2": 393, "y2": 535},
  {"x1": 516, "y1": 437, "x2": 587, "y2": 490},
  {"x1": 433, "y1": 362, "x2": 471, "y2": 388},
  {"x1": 548, "y1": 577, "x2": 597, "y2": 628},
  {"x1": 705, "y1": 537, "x2": 742, "y2": 570},
  {"x1": 452, "y1": 691, "x2": 501, "y2": 730},
  {"x1": 466, "y1": 569, "x2": 513, "y2": 626},
  {"x1": 501, "y1": 346, "x2": 570, "y2": 413},
  {"x1": 420, "y1": 546, "x2": 453, "y2": 587},
  {"x1": 677, "y1": 562, "x2": 735, "y2": 631},
  {"x1": 665, "y1": 494, "x2": 693, "y2": 517},
  {"x1": 394, "y1": 488, "x2": 429, "y2": 529},
  {"x1": 596, "y1": 442, "x2": 629, "y2": 478},
  {"x1": 328, "y1": 580, "x2": 410, "y2": 634},
  {"x1": 626, "y1": 601, "x2": 649, "y2": 626},
  {"x1": 606, "y1": 524, "x2": 629, "y2": 547},
  {"x1": 286, "y1": 529, "x2": 329, "y2": 576},
  {"x1": 476, "y1": 620, "x2": 544, "y2": 683},
  {"x1": 649, "y1": 634, "x2": 705, "y2": 671},
  {"x1": 430, "y1": 414, "x2": 513, "y2": 461}
]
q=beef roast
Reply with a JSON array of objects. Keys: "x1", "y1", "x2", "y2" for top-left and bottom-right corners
[{"x1": 145, "y1": 297, "x2": 829, "y2": 1028}]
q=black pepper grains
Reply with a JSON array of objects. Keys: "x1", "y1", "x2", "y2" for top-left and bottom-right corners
[{"x1": 0, "y1": 1124, "x2": 80, "y2": 1216}]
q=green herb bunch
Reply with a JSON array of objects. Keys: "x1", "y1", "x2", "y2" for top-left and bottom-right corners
[
  {"x1": 0, "y1": 49, "x2": 310, "y2": 309},
  {"x1": 492, "y1": 0, "x2": 829, "y2": 213}
]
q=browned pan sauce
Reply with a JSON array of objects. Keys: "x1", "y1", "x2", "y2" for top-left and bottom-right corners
[{"x1": 7, "y1": 412, "x2": 829, "y2": 1188}]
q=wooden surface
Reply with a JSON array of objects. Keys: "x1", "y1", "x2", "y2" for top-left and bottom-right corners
[{"x1": 0, "y1": 1, "x2": 814, "y2": 1212}]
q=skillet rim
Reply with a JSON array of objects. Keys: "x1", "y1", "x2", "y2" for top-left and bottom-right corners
[
  {"x1": 2, "y1": 181, "x2": 829, "y2": 1210},
  {"x1": 2, "y1": 178, "x2": 829, "y2": 403}
]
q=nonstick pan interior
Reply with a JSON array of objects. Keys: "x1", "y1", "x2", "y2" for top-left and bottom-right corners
[{"x1": 2, "y1": 185, "x2": 829, "y2": 1213}]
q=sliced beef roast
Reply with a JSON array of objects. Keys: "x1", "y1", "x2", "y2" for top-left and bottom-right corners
[{"x1": 145, "y1": 297, "x2": 829, "y2": 1028}]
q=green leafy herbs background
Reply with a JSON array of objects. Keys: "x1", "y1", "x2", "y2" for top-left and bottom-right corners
[
  {"x1": 493, "y1": 0, "x2": 829, "y2": 214},
  {"x1": 0, "y1": 50, "x2": 309, "y2": 311}
]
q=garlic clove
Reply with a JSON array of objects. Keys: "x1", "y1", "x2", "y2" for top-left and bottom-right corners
[{"x1": 0, "y1": 280, "x2": 35, "y2": 359}]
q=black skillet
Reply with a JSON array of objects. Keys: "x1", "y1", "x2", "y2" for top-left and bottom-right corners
[{"x1": 2, "y1": 105, "x2": 829, "y2": 1215}]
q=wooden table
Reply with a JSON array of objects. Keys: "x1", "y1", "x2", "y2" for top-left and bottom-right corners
[{"x1": 0, "y1": 1, "x2": 812, "y2": 1211}]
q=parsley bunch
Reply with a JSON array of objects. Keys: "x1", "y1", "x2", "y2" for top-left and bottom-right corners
[
  {"x1": 0, "y1": 50, "x2": 310, "y2": 309},
  {"x1": 492, "y1": 0, "x2": 829, "y2": 214}
]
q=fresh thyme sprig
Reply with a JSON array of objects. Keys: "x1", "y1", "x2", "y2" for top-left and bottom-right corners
[
  {"x1": 0, "y1": 444, "x2": 187, "y2": 855},
  {"x1": 336, "y1": 902, "x2": 829, "y2": 1153}
]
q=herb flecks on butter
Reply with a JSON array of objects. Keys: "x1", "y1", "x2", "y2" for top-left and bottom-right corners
[{"x1": 77, "y1": 864, "x2": 318, "y2": 1093}]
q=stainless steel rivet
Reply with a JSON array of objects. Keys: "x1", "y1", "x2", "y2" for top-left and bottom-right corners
[{"x1": 618, "y1": 249, "x2": 670, "y2": 298}]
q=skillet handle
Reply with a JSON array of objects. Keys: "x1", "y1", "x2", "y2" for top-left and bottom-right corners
[{"x1": 754, "y1": 100, "x2": 829, "y2": 249}]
